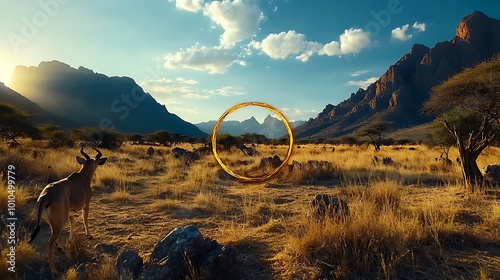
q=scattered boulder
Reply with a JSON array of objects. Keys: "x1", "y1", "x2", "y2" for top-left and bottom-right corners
[
  {"x1": 382, "y1": 157, "x2": 394, "y2": 165},
  {"x1": 172, "y1": 147, "x2": 188, "y2": 158},
  {"x1": 139, "y1": 225, "x2": 238, "y2": 280},
  {"x1": 172, "y1": 147, "x2": 200, "y2": 162},
  {"x1": 259, "y1": 155, "x2": 282, "y2": 169},
  {"x1": 484, "y1": 164, "x2": 500, "y2": 187},
  {"x1": 311, "y1": 194, "x2": 349, "y2": 221},
  {"x1": 372, "y1": 156, "x2": 394, "y2": 166},
  {"x1": 116, "y1": 249, "x2": 143, "y2": 279}
]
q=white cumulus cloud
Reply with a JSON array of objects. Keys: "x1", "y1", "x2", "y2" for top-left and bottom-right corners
[
  {"x1": 173, "y1": 0, "x2": 204, "y2": 12},
  {"x1": 164, "y1": 45, "x2": 245, "y2": 74},
  {"x1": 250, "y1": 30, "x2": 322, "y2": 61},
  {"x1": 347, "y1": 77, "x2": 378, "y2": 89},
  {"x1": 203, "y1": 0, "x2": 264, "y2": 47},
  {"x1": 350, "y1": 70, "x2": 369, "y2": 77},
  {"x1": 319, "y1": 28, "x2": 371, "y2": 56},
  {"x1": 140, "y1": 77, "x2": 202, "y2": 97},
  {"x1": 412, "y1": 21, "x2": 426, "y2": 32},
  {"x1": 391, "y1": 24, "x2": 412, "y2": 41},
  {"x1": 279, "y1": 107, "x2": 318, "y2": 122}
]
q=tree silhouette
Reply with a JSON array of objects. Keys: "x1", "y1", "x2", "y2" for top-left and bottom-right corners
[
  {"x1": 355, "y1": 121, "x2": 391, "y2": 152},
  {"x1": 216, "y1": 133, "x2": 238, "y2": 151},
  {"x1": 146, "y1": 130, "x2": 171, "y2": 146},
  {"x1": 424, "y1": 56, "x2": 500, "y2": 192},
  {"x1": 0, "y1": 103, "x2": 39, "y2": 143},
  {"x1": 38, "y1": 124, "x2": 75, "y2": 147}
]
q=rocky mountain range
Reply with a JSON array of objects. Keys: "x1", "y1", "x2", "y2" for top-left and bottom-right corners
[
  {"x1": 2, "y1": 11, "x2": 498, "y2": 141},
  {"x1": 294, "y1": 11, "x2": 500, "y2": 140},
  {"x1": 6, "y1": 61, "x2": 206, "y2": 137},
  {"x1": 195, "y1": 115, "x2": 305, "y2": 139}
]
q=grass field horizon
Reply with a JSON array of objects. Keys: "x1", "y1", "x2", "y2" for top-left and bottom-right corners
[{"x1": 1, "y1": 140, "x2": 499, "y2": 279}]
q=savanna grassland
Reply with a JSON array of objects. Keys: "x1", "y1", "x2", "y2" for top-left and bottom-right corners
[{"x1": 1, "y1": 140, "x2": 500, "y2": 279}]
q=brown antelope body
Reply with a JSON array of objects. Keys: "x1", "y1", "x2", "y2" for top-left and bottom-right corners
[{"x1": 29, "y1": 145, "x2": 107, "y2": 274}]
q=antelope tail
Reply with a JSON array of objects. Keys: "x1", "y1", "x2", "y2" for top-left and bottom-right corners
[{"x1": 28, "y1": 196, "x2": 48, "y2": 243}]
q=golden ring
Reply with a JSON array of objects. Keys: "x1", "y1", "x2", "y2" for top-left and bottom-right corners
[{"x1": 211, "y1": 102, "x2": 294, "y2": 182}]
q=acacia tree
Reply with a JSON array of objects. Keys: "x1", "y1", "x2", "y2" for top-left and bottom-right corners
[
  {"x1": 0, "y1": 103, "x2": 39, "y2": 143},
  {"x1": 426, "y1": 118, "x2": 456, "y2": 160},
  {"x1": 355, "y1": 121, "x2": 390, "y2": 152},
  {"x1": 424, "y1": 56, "x2": 500, "y2": 192}
]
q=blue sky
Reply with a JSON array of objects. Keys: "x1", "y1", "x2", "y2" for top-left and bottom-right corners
[{"x1": 1, "y1": 0, "x2": 498, "y2": 124}]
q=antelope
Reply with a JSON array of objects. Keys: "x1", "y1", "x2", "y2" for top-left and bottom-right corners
[
  {"x1": 146, "y1": 146, "x2": 155, "y2": 157},
  {"x1": 29, "y1": 144, "x2": 107, "y2": 274}
]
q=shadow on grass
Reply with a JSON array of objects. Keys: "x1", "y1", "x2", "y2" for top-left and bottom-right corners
[
  {"x1": 337, "y1": 167, "x2": 458, "y2": 186},
  {"x1": 229, "y1": 238, "x2": 275, "y2": 280}
]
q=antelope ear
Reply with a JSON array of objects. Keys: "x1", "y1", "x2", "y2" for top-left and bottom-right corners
[
  {"x1": 76, "y1": 156, "x2": 86, "y2": 164},
  {"x1": 97, "y1": 158, "x2": 108, "y2": 165}
]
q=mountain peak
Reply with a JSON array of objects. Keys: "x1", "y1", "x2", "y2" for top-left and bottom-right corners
[
  {"x1": 409, "y1": 44, "x2": 430, "y2": 56},
  {"x1": 263, "y1": 114, "x2": 274, "y2": 121},
  {"x1": 455, "y1": 11, "x2": 491, "y2": 42}
]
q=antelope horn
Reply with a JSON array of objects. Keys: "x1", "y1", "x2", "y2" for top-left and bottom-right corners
[
  {"x1": 91, "y1": 146, "x2": 102, "y2": 159},
  {"x1": 80, "y1": 143, "x2": 91, "y2": 160}
]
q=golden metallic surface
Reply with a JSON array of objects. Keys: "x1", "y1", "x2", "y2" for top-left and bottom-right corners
[{"x1": 211, "y1": 102, "x2": 294, "y2": 182}]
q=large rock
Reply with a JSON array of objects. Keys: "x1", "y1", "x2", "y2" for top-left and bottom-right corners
[
  {"x1": 140, "y1": 225, "x2": 238, "y2": 280},
  {"x1": 484, "y1": 164, "x2": 500, "y2": 187},
  {"x1": 116, "y1": 249, "x2": 143, "y2": 279}
]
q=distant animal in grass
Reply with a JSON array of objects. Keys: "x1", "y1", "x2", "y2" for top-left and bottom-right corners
[{"x1": 146, "y1": 146, "x2": 155, "y2": 157}]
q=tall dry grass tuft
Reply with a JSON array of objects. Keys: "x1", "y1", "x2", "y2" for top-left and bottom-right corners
[
  {"x1": 0, "y1": 242, "x2": 38, "y2": 276},
  {"x1": 0, "y1": 175, "x2": 30, "y2": 211},
  {"x1": 62, "y1": 255, "x2": 116, "y2": 280},
  {"x1": 184, "y1": 160, "x2": 218, "y2": 191},
  {"x1": 63, "y1": 267, "x2": 78, "y2": 280},
  {"x1": 278, "y1": 180, "x2": 474, "y2": 279},
  {"x1": 88, "y1": 255, "x2": 116, "y2": 280},
  {"x1": 367, "y1": 180, "x2": 401, "y2": 211},
  {"x1": 278, "y1": 160, "x2": 337, "y2": 184},
  {"x1": 194, "y1": 191, "x2": 229, "y2": 214}
]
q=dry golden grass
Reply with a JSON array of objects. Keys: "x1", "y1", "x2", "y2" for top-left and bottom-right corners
[
  {"x1": 0, "y1": 242, "x2": 38, "y2": 277},
  {"x1": 2, "y1": 140, "x2": 500, "y2": 279}
]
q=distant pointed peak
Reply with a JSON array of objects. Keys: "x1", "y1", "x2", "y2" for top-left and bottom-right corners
[
  {"x1": 455, "y1": 11, "x2": 493, "y2": 42},
  {"x1": 409, "y1": 44, "x2": 430, "y2": 55},
  {"x1": 264, "y1": 114, "x2": 274, "y2": 120},
  {"x1": 78, "y1": 66, "x2": 94, "y2": 73}
]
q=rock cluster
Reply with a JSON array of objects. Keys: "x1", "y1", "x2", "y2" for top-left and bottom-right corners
[{"x1": 115, "y1": 225, "x2": 238, "y2": 280}]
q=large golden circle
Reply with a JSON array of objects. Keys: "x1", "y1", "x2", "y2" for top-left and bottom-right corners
[{"x1": 211, "y1": 102, "x2": 294, "y2": 182}]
